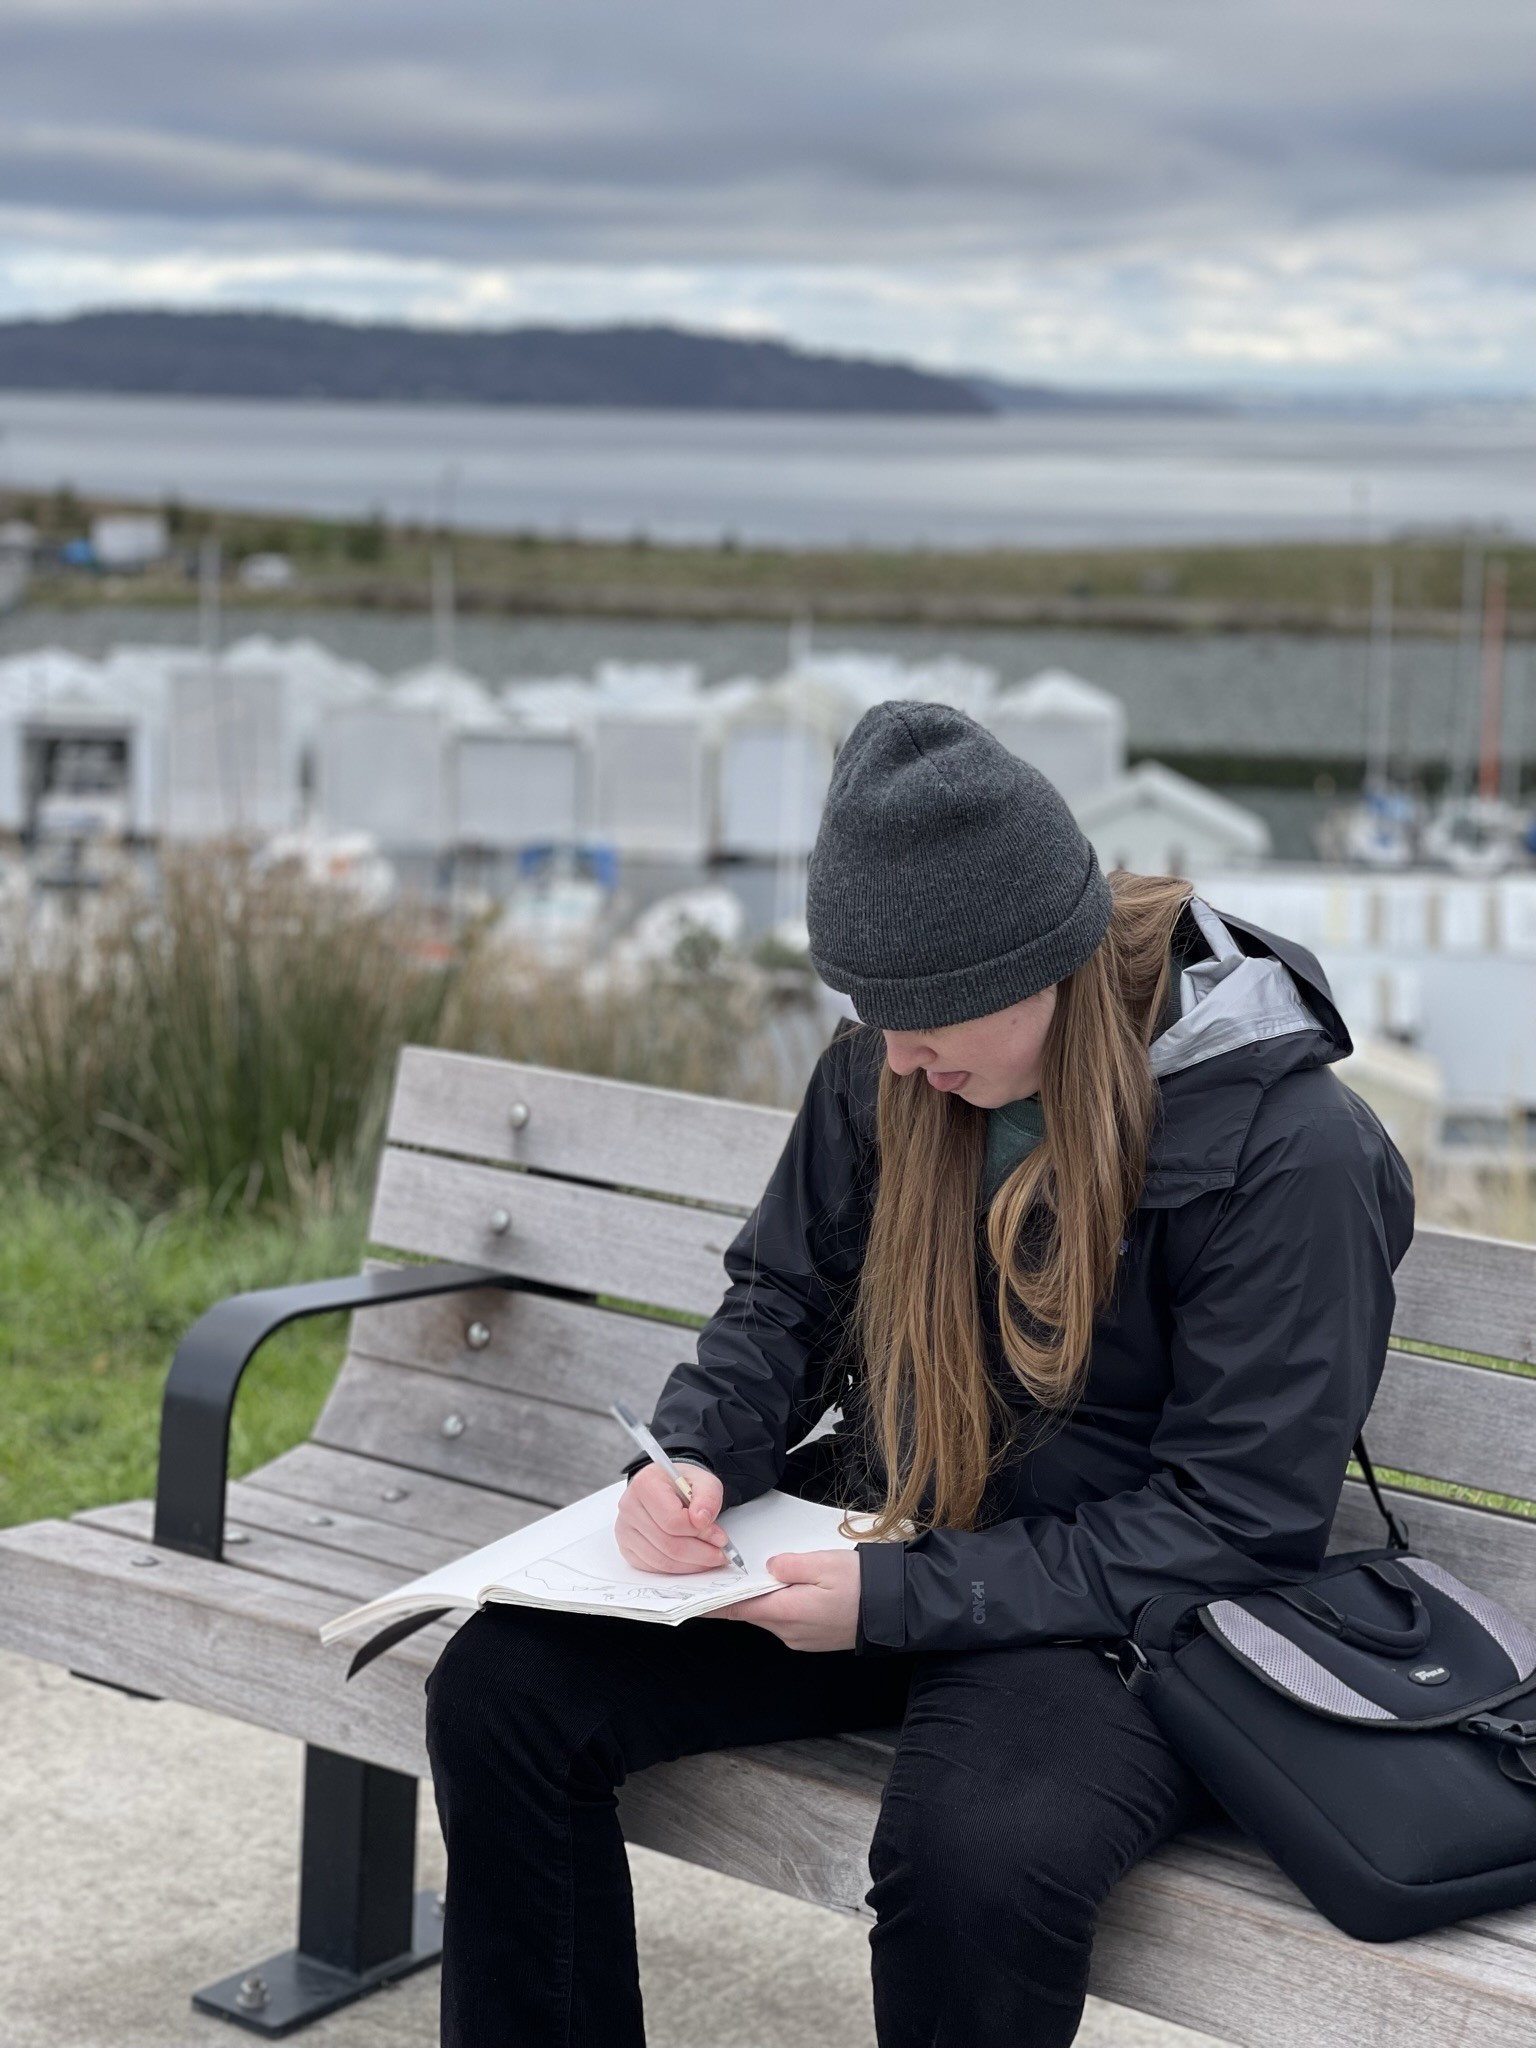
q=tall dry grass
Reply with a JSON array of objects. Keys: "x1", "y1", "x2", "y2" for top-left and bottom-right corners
[{"x1": 0, "y1": 848, "x2": 794, "y2": 1217}]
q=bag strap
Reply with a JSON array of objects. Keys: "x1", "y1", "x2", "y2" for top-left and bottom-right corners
[
  {"x1": 1276, "y1": 1561, "x2": 1431, "y2": 1654},
  {"x1": 1354, "y1": 1433, "x2": 1411, "y2": 1551}
]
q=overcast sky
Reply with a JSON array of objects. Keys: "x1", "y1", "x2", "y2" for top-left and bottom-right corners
[{"x1": 2, "y1": 0, "x2": 1533, "y2": 390}]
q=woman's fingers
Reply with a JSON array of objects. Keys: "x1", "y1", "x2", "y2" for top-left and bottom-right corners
[
  {"x1": 628, "y1": 1495, "x2": 721, "y2": 1562},
  {"x1": 616, "y1": 1463, "x2": 734, "y2": 1573},
  {"x1": 616, "y1": 1523, "x2": 733, "y2": 1574}
]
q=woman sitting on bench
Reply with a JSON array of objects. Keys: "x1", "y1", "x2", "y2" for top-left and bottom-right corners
[{"x1": 425, "y1": 700, "x2": 1415, "y2": 2048}]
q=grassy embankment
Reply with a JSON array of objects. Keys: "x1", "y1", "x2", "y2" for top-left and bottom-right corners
[{"x1": 9, "y1": 486, "x2": 1535, "y2": 634}]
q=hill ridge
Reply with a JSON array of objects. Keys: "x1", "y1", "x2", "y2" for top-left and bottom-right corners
[{"x1": 0, "y1": 309, "x2": 993, "y2": 416}]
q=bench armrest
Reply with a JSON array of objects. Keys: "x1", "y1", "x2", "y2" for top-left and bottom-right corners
[{"x1": 153, "y1": 1263, "x2": 517, "y2": 1561}]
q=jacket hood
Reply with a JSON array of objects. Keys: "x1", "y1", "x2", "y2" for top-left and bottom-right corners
[
  {"x1": 1149, "y1": 896, "x2": 1349, "y2": 1081},
  {"x1": 1139, "y1": 896, "x2": 1353, "y2": 1209}
]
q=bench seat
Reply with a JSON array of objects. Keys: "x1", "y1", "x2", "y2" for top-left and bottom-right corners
[
  {"x1": 5, "y1": 1046, "x2": 1536, "y2": 2044},
  {"x1": 5, "y1": 1448, "x2": 1536, "y2": 2048}
]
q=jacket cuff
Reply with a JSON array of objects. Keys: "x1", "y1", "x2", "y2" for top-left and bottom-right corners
[
  {"x1": 621, "y1": 1446, "x2": 716, "y2": 1485},
  {"x1": 855, "y1": 1540, "x2": 908, "y2": 1654}
]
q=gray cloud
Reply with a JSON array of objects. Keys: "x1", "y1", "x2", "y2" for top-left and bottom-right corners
[
  {"x1": 0, "y1": 0, "x2": 1532, "y2": 382},
  {"x1": 0, "y1": 2, "x2": 1528, "y2": 250}
]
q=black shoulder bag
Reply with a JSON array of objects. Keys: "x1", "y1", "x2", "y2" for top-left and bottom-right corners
[{"x1": 1115, "y1": 1437, "x2": 1536, "y2": 1942}]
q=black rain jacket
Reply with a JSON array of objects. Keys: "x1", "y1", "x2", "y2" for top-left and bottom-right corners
[{"x1": 628, "y1": 899, "x2": 1416, "y2": 1657}]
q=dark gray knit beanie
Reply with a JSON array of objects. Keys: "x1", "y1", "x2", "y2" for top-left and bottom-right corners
[{"x1": 805, "y1": 700, "x2": 1113, "y2": 1030}]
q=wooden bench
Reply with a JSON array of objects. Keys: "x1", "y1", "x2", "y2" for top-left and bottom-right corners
[{"x1": 4, "y1": 1044, "x2": 1536, "y2": 2042}]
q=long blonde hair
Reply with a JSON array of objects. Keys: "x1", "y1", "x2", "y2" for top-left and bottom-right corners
[{"x1": 850, "y1": 870, "x2": 1192, "y2": 1541}]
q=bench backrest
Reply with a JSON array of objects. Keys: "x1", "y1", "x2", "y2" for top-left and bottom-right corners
[{"x1": 323, "y1": 1047, "x2": 1536, "y2": 1609}]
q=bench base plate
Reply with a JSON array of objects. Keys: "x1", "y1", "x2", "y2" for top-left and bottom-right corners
[{"x1": 191, "y1": 1891, "x2": 443, "y2": 2037}]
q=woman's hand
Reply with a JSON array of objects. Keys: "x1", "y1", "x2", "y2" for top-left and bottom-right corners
[
  {"x1": 715, "y1": 1549, "x2": 861, "y2": 1652},
  {"x1": 615, "y1": 1462, "x2": 734, "y2": 1574}
]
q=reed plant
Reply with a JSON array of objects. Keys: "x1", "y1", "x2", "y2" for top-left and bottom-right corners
[
  {"x1": 438, "y1": 921, "x2": 787, "y2": 1105},
  {"x1": 0, "y1": 849, "x2": 448, "y2": 1213},
  {"x1": 0, "y1": 846, "x2": 796, "y2": 1217}
]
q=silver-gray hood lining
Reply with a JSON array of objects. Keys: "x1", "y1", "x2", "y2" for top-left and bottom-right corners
[{"x1": 1148, "y1": 896, "x2": 1321, "y2": 1081}]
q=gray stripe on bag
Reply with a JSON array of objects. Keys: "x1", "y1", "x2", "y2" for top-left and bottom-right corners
[
  {"x1": 1205, "y1": 1602, "x2": 1397, "y2": 1720},
  {"x1": 1397, "y1": 1557, "x2": 1536, "y2": 1681}
]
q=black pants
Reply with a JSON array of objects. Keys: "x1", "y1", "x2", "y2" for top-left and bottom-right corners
[
  {"x1": 428, "y1": 1605, "x2": 1220, "y2": 2039},
  {"x1": 424, "y1": 1603, "x2": 1222, "y2": 2047}
]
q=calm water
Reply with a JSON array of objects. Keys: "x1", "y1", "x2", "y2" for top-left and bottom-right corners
[{"x1": 2, "y1": 391, "x2": 1534, "y2": 548}]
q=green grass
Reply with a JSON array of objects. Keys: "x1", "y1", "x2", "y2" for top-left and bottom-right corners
[
  {"x1": 0, "y1": 1182, "x2": 365, "y2": 1528},
  {"x1": 0, "y1": 848, "x2": 802, "y2": 1530}
]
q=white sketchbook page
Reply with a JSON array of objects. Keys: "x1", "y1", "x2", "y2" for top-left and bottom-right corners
[
  {"x1": 319, "y1": 1482, "x2": 630, "y2": 1644},
  {"x1": 320, "y1": 1483, "x2": 877, "y2": 1643},
  {"x1": 483, "y1": 1488, "x2": 871, "y2": 1621}
]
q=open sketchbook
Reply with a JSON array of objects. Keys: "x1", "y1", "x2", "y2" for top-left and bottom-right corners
[{"x1": 320, "y1": 1480, "x2": 874, "y2": 1648}]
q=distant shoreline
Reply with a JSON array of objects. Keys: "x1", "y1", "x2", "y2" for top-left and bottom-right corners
[{"x1": 6, "y1": 490, "x2": 1532, "y2": 639}]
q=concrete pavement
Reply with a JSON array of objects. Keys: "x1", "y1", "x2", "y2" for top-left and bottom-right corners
[{"x1": 0, "y1": 1649, "x2": 1220, "y2": 2048}]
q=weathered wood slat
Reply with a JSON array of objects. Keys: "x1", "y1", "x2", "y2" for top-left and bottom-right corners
[
  {"x1": 347, "y1": 1250, "x2": 1536, "y2": 1508},
  {"x1": 8, "y1": 1515, "x2": 1536, "y2": 2048},
  {"x1": 74, "y1": 1500, "x2": 414, "y2": 1603},
  {"x1": 76, "y1": 1507, "x2": 403, "y2": 1597},
  {"x1": 348, "y1": 1266, "x2": 691, "y2": 1414},
  {"x1": 244, "y1": 1443, "x2": 545, "y2": 1546},
  {"x1": 218, "y1": 1478, "x2": 478, "y2": 1575},
  {"x1": 370, "y1": 1146, "x2": 735, "y2": 1318},
  {"x1": 1362, "y1": 1349, "x2": 1536, "y2": 1503},
  {"x1": 617, "y1": 1741, "x2": 886, "y2": 1919},
  {"x1": 621, "y1": 1751, "x2": 1536, "y2": 2048},
  {"x1": 0, "y1": 1517, "x2": 439, "y2": 1780},
  {"x1": 388, "y1": 1046, "x2": 793, "y2": 1211},
  {"x1": 1392, "y1": 1226, "x2": 1536, "y2": 1366},
  {"x1": 386, "y1": 1058, "x2": 1536, "y2": 1367},
  {"x1": 1089, "y1": 1832, "x2": 1536, "y2": 2048},
  {"x1": 1328, "y1": 1480, "x2": 1536, "y2": 1611},
  {"x1": 313, "y1": 1358, "x2": 632, "y2": 1505}
]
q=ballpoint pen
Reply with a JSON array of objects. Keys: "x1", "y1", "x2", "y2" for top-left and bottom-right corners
[{"x1": 609, "y1": 1400, "x2": 750, "y2": 1574}]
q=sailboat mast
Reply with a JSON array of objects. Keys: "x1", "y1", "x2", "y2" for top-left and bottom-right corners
[
  {"x1": 1478, "y1": 561, "x2": 1507, "y2": 800},
  {"x1": 1365, "y1": 564, "x2": 1394, "y2": 794},
  {"x1": 1447, "y1": 541, "x2": 1484, "y2": 799}
]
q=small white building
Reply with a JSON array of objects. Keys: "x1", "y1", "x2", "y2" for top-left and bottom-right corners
[
  {"x1": 715, "y1": 675, "x2": 845, "y2": 860},
  {"x1": 237, "y1": 553, "x2": 297, "y2": 592},
  {"x1": 500, "y1": 677, "x2": 598, "y2": 733},
  {"x1": 900, "y1": 657, "x2": 998, "y2": 721},
  {"x1": 1074, "y1": 761, "x2": 1271, "y2": 878},
  {"x1": 988, "y1": 670, "x2": 1126, "y2": 803},
  {"x1": 592, "y1": 661, "x2": 701, "y2": 708},
  {"x1": 164, "y1": 664, "x2": 297, "y2": 840},
  {"x1": 90, "y1": 513, "x2": 169, "y2": 571},
  {"x1": 391, "y1": 661, "x2": 502, "y2": 731},
  {"x1": 583, "y1": 664, "x2": 713, "y2": 861},
  {"x1": 0, "y1": 648, "x2": 163, "y2": 839},
  {"x1": 590, "y1": 706, "x2": 713, "y2": 859},
  {"x1": 317, "y1": 704, "x2": 454, "y2": 854},
  {"x1": 455, "y1": 727, "x2": 584, "y2": 850}
]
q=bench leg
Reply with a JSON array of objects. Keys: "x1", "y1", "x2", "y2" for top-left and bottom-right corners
[{"x1": 190, "y1": 1746, "x2": 443, "y2": 2036}]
